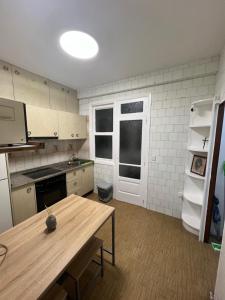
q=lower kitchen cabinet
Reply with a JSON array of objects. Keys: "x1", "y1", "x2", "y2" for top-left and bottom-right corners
[
  {"x1": 11, "y1": 184, "x2": 37, "y2": 225},
  {"x1": 66, "y1": 165, "x2": 94, "y2": 197}
]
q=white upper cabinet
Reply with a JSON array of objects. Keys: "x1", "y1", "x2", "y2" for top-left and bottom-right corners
[
  {"x1": 0, "y1": 62, "x2": 14, "y2": 100},
  {"x1": 65, "y1": 88, "x2": 78, "y2": 113},
  {"x1": 26, "y1": 105, "x2": 59, "y2": 138},
  {"x1": 12, "y1": 67, "x2": 49, "y2": 106},
  {"x1": 75, "y1": 115, "x2": 87, "y2": 139},
  {"x1": 58, "y1": 111, "x2": 76, "y2": 139},
  {"x1": 49, "y1": 82, "x2": 66, "y2": 111}
]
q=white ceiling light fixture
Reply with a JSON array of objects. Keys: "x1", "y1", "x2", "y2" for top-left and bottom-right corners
[{"x1": 59, "y1": 31, "x2": 99, "y2": 60}]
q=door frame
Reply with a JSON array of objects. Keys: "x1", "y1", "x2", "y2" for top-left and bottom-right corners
[
  {"x1": 113, "y1": 95, "x2": 151, "y2": 208},
  {"x1": 204, "y1": 100, "x2": 225, "y2": 242}
]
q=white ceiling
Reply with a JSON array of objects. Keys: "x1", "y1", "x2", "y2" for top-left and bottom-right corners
[{"x1": 0, "y1": 0, "x2": 225, "y2": 90}]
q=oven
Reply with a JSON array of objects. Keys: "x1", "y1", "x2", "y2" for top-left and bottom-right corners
[{"x1": 35, "y1": 174, "x2": 67, "y2": 212}]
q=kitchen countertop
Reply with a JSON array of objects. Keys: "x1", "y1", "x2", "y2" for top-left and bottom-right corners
[{"x1": 10, "y1": 159, "x2": 94, "y2": 190}]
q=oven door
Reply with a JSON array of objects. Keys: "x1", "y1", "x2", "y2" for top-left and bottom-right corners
[{"x1": 35, "y1": 174, "x2": 67, "y2": 212}]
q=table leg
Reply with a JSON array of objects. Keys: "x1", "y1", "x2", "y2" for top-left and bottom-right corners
[
  {"x1": 103, "y1": 211, "x2": 115, "y2": 266},
  {"x1": 112, "y1": 211, "x2": 115, "y2": 266}
]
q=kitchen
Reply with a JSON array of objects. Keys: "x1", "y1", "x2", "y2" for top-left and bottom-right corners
[{"x1": 1, "y1": 1, "x2": 225, "y2": 300}]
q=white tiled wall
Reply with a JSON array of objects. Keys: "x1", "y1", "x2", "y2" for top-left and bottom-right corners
[
  {"x1": 216, "y1": 46, "x2": 225, "y2": 102},
  {"x1": 78, "y1": 56, "x2": 218, "y2": 218},
  {"x1": 8, "y1": 140, "x2": 80, "y2": 173}
]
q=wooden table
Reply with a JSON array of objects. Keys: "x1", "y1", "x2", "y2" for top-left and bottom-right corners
[{"x1": 0, "y1": 195, "x2": 115, "y2": 300}]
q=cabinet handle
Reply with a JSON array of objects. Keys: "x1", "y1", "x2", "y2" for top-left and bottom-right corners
[
  {"x1": 54, "y1": 132, "x2": 58, "y2": 136},
  {"x1": 71, "y1": 133, "x2": 74, "y2": 138},
  {"x1": 28, "y1": 131, "x2": 31, "y2": 136},
  {"x1": 14, "y1": 70, "x2": 20, "y2": 75},
  {"x1": 76, "y1": 133, "x2": 79, "y2": 137},
  {"x1": 27, "y1": 187, "x2": 32, "y2": 193},
  {"x1": 3, "y1": 65, "x2": 9, "y2": 71}
]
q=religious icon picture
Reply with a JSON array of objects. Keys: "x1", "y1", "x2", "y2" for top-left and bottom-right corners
[{"x1": 191, "y1": 155, "x2": 207, "y2": 177}]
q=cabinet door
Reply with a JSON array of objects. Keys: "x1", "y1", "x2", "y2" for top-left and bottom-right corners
[
  {"x1": 50, "y1": 82, "x2": 66, "y2": 111},
  {"x1": 65, "y1": 88, "x2": 78, "y2": 113},
  {"x1": 26, "y1": 105, "x2": 58, "y2": 138},
  {"x1": 75, "y1": 115, "x2": 87, "y2": 139},
  {"x1": 13, "y1": 67, "x2": 29, "y2": 103},
  {"x1": 66, "y1": 169, "x2": 83, "y2": 196},
  {"x1": 12, "y1": 67, "x2": 50, "y2": 106},
  {"x1": 11, "y1": 184, "x2": 37, "y2": 225},
  {"x1": 58, "y1": 111, "x2": 76, "y2": 139},
  {"x1": 0, "y1": 62, "x2": 14, "y2": 100},
  {"x1": 27, "y1": 74, "x2": 49, "y2": 107},
  {"x1": 81, "y1": 165, "x2": 94, "y2": 195}
]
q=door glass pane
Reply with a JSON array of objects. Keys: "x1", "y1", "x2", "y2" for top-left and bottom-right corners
[
  {"x1": 121, "y1": 101, "x2": 143, "y2": 114},
  {"x1": 120, "y1": 120, "x2": 142, "y2": 165},
  {"x1": 119, "y1": 165, "x2": 140, "y2": 179},
  {"x1": 95, "y1": 136, "x2": 112, "y2": 159},
  {"x1": 95, "y1": 108, "x2": 113, "y2": 132}
]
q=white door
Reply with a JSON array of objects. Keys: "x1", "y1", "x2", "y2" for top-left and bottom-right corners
[{"x1": 114, "y1": 97, "x2": 150, "y2": 207}]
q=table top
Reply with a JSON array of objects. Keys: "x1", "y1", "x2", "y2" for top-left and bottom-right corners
[{"x1": 0, "y1": 195, "x2": 115, "y2": 300}]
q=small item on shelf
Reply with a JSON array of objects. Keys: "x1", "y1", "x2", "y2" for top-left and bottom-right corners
[
  {"x1": 191, "y1": 154, "x2": 207, "y2": 177},
  {"x1": 202, "y1": 137, "x2": 209, "y2": 150}
]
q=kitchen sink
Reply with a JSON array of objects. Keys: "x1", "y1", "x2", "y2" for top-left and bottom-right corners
[{"x1": 68, "y1": 159, "x2": 88, "y2": 165}]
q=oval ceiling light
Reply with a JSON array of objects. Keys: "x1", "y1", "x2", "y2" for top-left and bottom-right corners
[{"x1": 59, "y1": 31, "x2": 99, "y2": 59}]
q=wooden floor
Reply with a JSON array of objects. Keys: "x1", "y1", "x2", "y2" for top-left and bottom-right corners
[{"x1": 81, "y1": 193, "x2": 219, "y2": 300}]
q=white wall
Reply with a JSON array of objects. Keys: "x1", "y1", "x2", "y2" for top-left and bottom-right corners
[{"x1": 78, "y1": 56, "x2": 218, "y2": 218}]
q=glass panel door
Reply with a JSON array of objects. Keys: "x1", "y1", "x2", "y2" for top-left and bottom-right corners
[
  {"x1": 119, "y1": 119, "x2": 142, "y2": 179},
  {"x1": 115, "y1": 97, "x2": 150, "y2": 207}
]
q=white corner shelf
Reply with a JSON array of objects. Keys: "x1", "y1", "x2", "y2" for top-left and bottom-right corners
[
  {"x1": 185, "y1": 170, "x2": 205, "y2": 181},
  {"x1": 187, "y1": 146, "x2": 208, "y2": 153},
  {"x1": 183, "y1": 191, "x2": 203, "y2": 206},
  {"x1": 182, "y1": 212, "x2": 200, "y2": 236},
  {"x1": 192, "y1": 98, "x2": 213, "y2": 107},
  {"x1": 189, "y1": 124, "x2": 211, "y2": 129}
]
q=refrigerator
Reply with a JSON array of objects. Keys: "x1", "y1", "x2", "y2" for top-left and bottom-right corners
[{"x1": 0, "y1": 154, "x2": 13, "y2": 234}]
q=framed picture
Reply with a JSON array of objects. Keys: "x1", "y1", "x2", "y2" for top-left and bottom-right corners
[{"x1": 191, "y1": 155, "x2": 207, "y2": 177}]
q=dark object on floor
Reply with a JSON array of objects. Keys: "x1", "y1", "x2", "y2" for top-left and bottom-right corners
[
  {"x1": 46, "y1": 214, "x2": 57, "y2": 232},
  {"x1": 97, "y1": 181, "x2": 113, "y2": 203},
  {"x1": 212, "y1": 195, "x2": 221, "y2": 239}
]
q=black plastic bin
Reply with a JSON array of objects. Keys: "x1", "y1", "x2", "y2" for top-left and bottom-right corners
[{"x1": 97, "y1": 181, "x2": 113, "y2": 203}]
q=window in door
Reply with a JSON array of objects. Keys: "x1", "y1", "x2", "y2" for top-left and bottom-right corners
[{"x1": 94, "y1": 106, "x2": 113, "y2": 161}]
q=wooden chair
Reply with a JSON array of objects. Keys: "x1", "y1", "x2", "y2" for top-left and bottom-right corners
[{"x1": 66, "y1": 236, "x2": 104, "y2": 300}]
